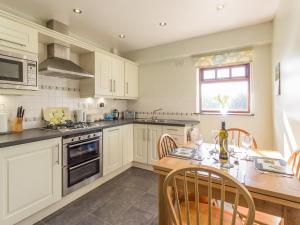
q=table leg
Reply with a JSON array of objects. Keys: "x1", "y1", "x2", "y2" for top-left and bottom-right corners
[
  {"x1": 283, "y1": 206, "x2": 300, "y2": 225},
  {"x1": 158, "y1": 174, "x2": 169, "y2": 225}
]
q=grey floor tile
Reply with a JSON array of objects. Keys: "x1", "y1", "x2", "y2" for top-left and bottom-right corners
[
  {"x1": 35, "y1": 168, "x2": 158, "y2": 225},
  {"x1": 113, "y1": 206, "x2": 154, "y2": 225},
  {"x1": 148, "y1": 216, "x2": 158, "y2": 225},
  {"x1": 134, "y1": 193, "x2": 158, "y2": 216},
  {"x1": 74, "y1": 213, "x2": 111, "y2": 225}
]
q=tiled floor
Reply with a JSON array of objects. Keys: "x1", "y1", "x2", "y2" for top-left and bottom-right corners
[{"x1": 36, "y1": 168, "x2": 158, "y2": 225}]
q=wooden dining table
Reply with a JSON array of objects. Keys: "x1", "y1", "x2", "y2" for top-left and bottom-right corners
[{"x1": 153, "y1": 143, "x2": 300, "y2": 225}]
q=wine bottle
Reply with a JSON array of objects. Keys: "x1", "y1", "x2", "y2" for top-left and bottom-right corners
[{"x1": 219, "y1": 121, "x2": 229, "y2": 160}]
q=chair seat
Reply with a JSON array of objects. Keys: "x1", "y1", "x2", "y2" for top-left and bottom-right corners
[
  {"x1": 237, "y1": 206, "x2": 282, "y2": 225},
  {"x1": 180, "y1": 202, "x2": 243, "y2": 225}
]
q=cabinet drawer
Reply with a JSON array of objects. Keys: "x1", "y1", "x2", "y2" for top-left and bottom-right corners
[
  {"x1": 163, "y1": 126, "x2": 185, "y2": 136},
  {"x1": 0, "y1": 17, "x2": 38, "y2": 53}
]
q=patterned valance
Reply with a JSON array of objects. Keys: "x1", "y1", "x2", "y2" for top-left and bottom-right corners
[{"x1": 195, "y1": 49, "x2": 253, "y2": 68}]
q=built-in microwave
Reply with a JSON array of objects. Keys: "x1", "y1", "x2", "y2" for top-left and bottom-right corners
[{"x1": 0, "y1": 49, "x2": 38, "y2": 90}]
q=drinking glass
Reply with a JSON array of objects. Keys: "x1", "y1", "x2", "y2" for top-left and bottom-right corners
[
  {"x1": 193, "y1": 134, "x2": 203, "y2": 160},
  {"x1": 241, "y1": 134, "x2": 253, "y2": 161},
  {"x1": 211, "y1": 130, "x2": 219, "y2": 153}
]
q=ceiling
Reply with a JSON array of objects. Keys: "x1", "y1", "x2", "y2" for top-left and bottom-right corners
[{"x1": 0, "y1": 0, "x2": 280, "y2": 53}]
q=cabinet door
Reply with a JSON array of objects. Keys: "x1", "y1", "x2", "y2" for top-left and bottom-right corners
[
  {"x1": 122, "y1": 124, "x2": 133, "y2": 165},
  {"x1": 0, "y1": 138, "x2": 61, "y2": 225},
  {"x1": 133, "y1": 124, "x2": 148, "y2": 163},
  {"x1": 103, "y1": 127, "x2": 123, "y2": 175},
  {"x1": 95, "y1": 52, "x2": 113, "y2": 96},
  {"x1": 112, "y1": 57, "x2": 125, "y2": 97},
  {"x1": 147, "y1": 125, "x2": 163, "y2": 165},
  {"x1": 125, "y1": 62, "x2": 139, "y2": 98},
  {"x1": 0, "y1": 16, "x2": 38, "y2": 54}
]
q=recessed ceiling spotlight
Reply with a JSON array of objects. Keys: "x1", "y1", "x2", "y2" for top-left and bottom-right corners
[
  {"x1": 216, "y1": 3, "x2": 225, "y2": 11},
  {"x1": 73, "y1": 8, "x2": 82, "y2": 14},
  {"x1": 118, "y1": 34, "x2": 126, "y2": 39},
  {"x1": 159, "y1": 22, "x2": 167, "y2": 27}
]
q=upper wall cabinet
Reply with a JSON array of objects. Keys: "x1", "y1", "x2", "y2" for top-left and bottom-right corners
[
  {"x1": 0, "y1": 16, "x2": 38, "y2": 54},
  {"x1": 125, "y1": 61, "x2": 139, "y2": 98},
  {"x1": 80, "y1": 51, "x2": 138, "y2": 99}
]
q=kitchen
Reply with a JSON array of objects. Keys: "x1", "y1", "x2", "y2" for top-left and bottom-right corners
[{"x1": 0, "y1": 0, "x2": 299, "y2": 225}]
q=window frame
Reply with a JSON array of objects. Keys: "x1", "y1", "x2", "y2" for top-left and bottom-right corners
[{"x1": 199, "y1": 63, "x2": 251, "y2": 114}]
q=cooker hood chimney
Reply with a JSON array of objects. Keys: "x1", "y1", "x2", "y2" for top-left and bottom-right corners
[{"x1": 39, "y1": 20, "x2": 93, "y2": 79}]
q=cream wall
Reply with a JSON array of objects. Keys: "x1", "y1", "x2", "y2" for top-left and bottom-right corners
[
  {"x1": 127, "y1": 24, "x2": 274, "y2": 149},
  {"x1": 124, "y1": 22, "x2": 273, "y2": 64},
  {"x1": 272, "y1": 0, "x2": 300, "y2": 157}
]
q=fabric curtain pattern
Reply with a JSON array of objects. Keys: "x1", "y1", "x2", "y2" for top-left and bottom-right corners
[{"x1": 195, "y1": 49, "x2": 253, "y2": 68}]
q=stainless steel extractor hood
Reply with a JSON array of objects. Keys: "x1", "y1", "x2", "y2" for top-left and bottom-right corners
[{"x1": 39, "y1": 20, "x2": 94, "y2": 79}]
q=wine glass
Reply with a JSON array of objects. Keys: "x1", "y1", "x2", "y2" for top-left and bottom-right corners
[
  {"x1": 241, "y1": 134, "x2": 253, "y2": 161},
  {"x1": 193, "y1": 134, "x2": 203, "y2": 160},
  {"x1": 211, "y1": 130, "x2": 219, "y2": 154}
]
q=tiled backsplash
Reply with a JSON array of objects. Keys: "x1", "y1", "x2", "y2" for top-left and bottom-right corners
[{"x1": 0, "y1": 75, "x2": 127, "y2": 130}]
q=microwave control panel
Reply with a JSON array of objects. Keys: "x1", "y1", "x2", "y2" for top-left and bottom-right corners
[{"x1": 27, "y1": 61, "x2": 37, "y2": 86}]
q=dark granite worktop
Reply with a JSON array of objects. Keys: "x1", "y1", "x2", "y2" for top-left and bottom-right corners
[
  {"x1": 0, "y1": 129, "x2": 62, "y2": 148},
  {"x1": 0, "y1": 119, "x2": 199, "y2": 148}
]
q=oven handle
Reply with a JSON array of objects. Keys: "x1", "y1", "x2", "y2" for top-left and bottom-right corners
[
  {"x1": 68, "y1": 139, "x2": 99, "y2": 148},
  {"x1": 69, "y1": 157, "x2": 100, "y2": 170}
]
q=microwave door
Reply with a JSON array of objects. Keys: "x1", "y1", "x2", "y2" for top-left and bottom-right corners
[{"x1": 0, "y1": 55, "x2": 27, "y2": 85}]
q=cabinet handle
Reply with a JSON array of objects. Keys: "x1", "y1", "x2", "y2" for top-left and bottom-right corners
[
  {"x1": 143, "y1": 129, "x2": 146, "y2": 141},
  {"x1": 113, "y1": 80, "x2": 116, "y2": 92},
  {"x1": 126, "y1": 82, "x2": 129, "y2": 94},
  {"x1": 108, "y1": 128, "x2": 119, "y2": 132},
  {"x1": 53, "y1": 144, "x2": 60, "y2": 165},
  {"x1": 110, "y1": 79, "x2": 113, "y2": 92},
  {"x1": 167, "y1": 128, "x2": 179, "y2": 132},
  {"x1": 0, "y1": 38, "x2": 26, "y2": 47}
]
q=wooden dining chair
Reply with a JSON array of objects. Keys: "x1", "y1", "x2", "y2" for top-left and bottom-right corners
[
  {"x1": 227, "y1": 128, "x2": 258, "y2": 149},
  {"x1": 157, "y1": 133, "x2": 178, "y2": 159},
  {"x1": 288, "y1": 150, "x2": 300, "y2": 180},
  {"x1": 163, "y1": 165, "x2": 256, "y2": 225},
  {"x1": 237, "y1": 150, "x2": 300, "y2": 225}
]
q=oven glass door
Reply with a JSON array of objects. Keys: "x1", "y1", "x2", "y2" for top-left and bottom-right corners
[
  {"x1": 68, "y1": 138, "x2": 99, "y2": 166},
  {"x1": 0, "y1": 55, "x2": 25, "y2": 84},
  {"x1": 68, "y1": 157, "x2": 100, "y2": 186}
]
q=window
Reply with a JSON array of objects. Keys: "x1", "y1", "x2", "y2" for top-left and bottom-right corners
[{"x1": 200, "y1": 64, "x2": 250, "y2": 114}]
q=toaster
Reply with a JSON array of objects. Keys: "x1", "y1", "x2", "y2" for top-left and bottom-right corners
[{"x1": 124, "y1": 111, "x2": 136, "y2": 120}]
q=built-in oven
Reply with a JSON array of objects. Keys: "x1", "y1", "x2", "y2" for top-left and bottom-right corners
[
  {"x1": 62, "y1": 131, "x2": 103, "y2": 196},
  {"x1": 0, "y1": 49, "x2": 38, "y2": 90}
]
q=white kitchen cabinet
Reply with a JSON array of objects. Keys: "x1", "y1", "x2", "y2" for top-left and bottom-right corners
[
  {"x1": 133, "y1": 124, "x2": 148, "y2": 164},
  {"x1": 124, "y1": 61, "x2": 139, "y2": 98},
  {"x1": 147, "y1": 125, "x2": 163, "y2": 165},
  {"x1": 112, "y1": 57, "x2": 125, "y2": 97},
  {"x1": 80, "y1": 51, "x2": 125, "y2": 98},
  {"x1": 0, "y1": 138, "x2": 62, "y2": 225},
  {"x1": 122, "y1": 124, "x2": 134, "y2": 165},
  {"x1": 0, "y1": 16, "x2": 38, "y2": 54},
  {"x1": 103, "y1": 127, "x2": 123, "y2": 175}
]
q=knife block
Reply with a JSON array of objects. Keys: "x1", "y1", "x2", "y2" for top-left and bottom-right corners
[{"x1": 12, "y1": 117, "x2": 23, "y2": 133}]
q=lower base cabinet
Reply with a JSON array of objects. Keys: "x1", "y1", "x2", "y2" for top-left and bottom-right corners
[
  {"x1": 103, "y1": 127, "x2": 123, "y2": 175},
  {"x1": 133, "y1": 124, "x2": 163, "y2": 165},
  {"x1": 133, "y1": 124, "x2": 190, "y2": 165},
  {"x1": 122, "y1": 124, "x2": 134, "y2": 165},
  {"x1": 0, "y1": 138, "x2": 62, "y2": 225}
]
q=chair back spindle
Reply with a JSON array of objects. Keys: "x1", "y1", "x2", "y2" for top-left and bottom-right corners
[
  {"x1": 157, "y1": 134, "x2": 178, "y2": 159},
  {"x1": 163, "y1": 166, "x2": 256, "y2": 225},
  {"x1": 288, "y1": 150, "x2": 300, "y2": 180},
  {"x1": 227, "y1": 128, "x2": 258, "y2": 149}
]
